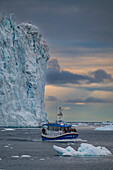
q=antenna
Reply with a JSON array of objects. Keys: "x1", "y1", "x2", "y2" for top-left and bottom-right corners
[
  {"x1": 58, "y1": 107, "x2": 63, "y2": 121},
  {"x1": 56, "y1": 101, "x2": 58, "y2": 122}
]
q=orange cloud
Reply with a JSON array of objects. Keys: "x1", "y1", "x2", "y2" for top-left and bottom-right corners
[{"x1": 52, "y1": 55, "x2": 113, "y2": 76}]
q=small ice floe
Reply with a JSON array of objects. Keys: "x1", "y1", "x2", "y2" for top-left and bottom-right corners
[
  {"x1": 11, "y1": 156, "x2": 19, "y2": 158},
  {"x1": 4, "y1": 144, "x2": 13, "y2": 149},
  {"x1": 53, "y1": 143, "x2": 112, "y2": 156},
  {"x1": 40, "y1": 158, "x2": 45, "y2": 161},
  {"x1": 0, "y1": 158, "x2": 2, "y2": 160},
  {"x1": 21, "y1": 155, "x2": 31, "y2": 158},
  {"x1": 95, "y1": 124, "x2": 113, "y2": 131},
  {"x1": 1, "y1": 128, "x2": 15, "y2": 131}
]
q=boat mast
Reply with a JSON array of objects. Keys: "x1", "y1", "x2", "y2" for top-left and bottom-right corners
[{"x1": 58, "y1": 107, "x2": 63, "y2": 121}]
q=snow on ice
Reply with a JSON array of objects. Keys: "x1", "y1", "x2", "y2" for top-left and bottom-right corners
[
  {"x1": 0, "y1": 12, "x2": 50, "y2": 127},
  {"x1": 53, "y1": 143, "x2": 112, "y2": 156}
]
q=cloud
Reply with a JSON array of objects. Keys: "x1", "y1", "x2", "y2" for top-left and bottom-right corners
[
  {"x1": 1, "y1": 0, "x2": 113, "y2": 45},
  {"x1": 47, "y1": 58, "x2": 60, "y2": 71},
  {"x1": 90, "y1": 70, "x2": 112, "y2": 83},
  {"x1": 84, "y1": 85, "x2": 113, "y2": 92},
  {"x1": 64, "y1": 107, "x2": 70, "y2": 110},
  {"x1": 46, "y1": 95, "x2": 57, "y2": 101},
  {"x1": 49, "y1": 42, "x2": 113, "y2": 59},
  {"x1": 46, "y1": 58, "x2": 90, "y2": 85},
  {"x1": 46, "y1": 58, "x2": 113, "y2": 85},
  {"x1": 66, "y1": 97, "x2": 113, "y2": 104}
]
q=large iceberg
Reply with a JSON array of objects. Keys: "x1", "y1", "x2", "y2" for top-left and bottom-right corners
[
  {"x1": 0, "y1": 12, "x2": 50, "y2": 127},
  {"x1": 53, "y1": 143, "x2": 112, "y2": 156}
]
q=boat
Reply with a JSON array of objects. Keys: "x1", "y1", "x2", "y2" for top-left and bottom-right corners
[{"x1": 41, "y1": 107, "x2": 78, "y2": 141}]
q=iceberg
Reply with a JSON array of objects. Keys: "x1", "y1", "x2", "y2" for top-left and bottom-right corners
[
  {"x1": 53, "y1": 143, "x2": 112, "y2": 156},
  {"x1": 0, "y1": 12, "x2": 50, "y2": 127},
  {"x1": 95, "y1": 124, "x2": 113, "y2": 131}
]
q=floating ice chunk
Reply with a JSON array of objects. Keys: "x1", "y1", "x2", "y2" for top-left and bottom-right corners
[
  {"x1": 95, "y1": 124, "x2": 113, "y2": 131},
  {"x1": 53, "y1": 143, "x2": 112, "y2": 156},
  {"x1": 4, "y1": 145, "x2": 9, "y2": 148},
  {"x1": 2, "y1": 128, "x2": 15, "y2": 131},
  {"x1": 53, "y1": 145, "x2": 73, "y2": 156},
  {"x1": 0, "y1": 158, "x2": 2, "y2": 160},
  {"x1": 65, "y1": 146, "x2": 77, "y2": 156},
  {"x1": 11, "y1": 156, "x2": 19, "y2": 158},
  {"x1": 40, "y1": 158, "x2": 45, "y2": 161},
  {"x1": 21, "y1": 155, "x2": 31, "y2": 158},
  {"x1": 77, "y1": 143, "x2": 111, "y2": 156}
]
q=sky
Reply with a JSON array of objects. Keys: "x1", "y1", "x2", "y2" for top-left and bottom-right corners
[{"x1": 0, "y1": 0, "x2": 113, "y2": 122}]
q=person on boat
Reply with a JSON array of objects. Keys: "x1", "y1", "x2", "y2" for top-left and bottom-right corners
[
  {"x1": 73, "y1": 128, "x2": 77, "y2": 132},
  {"x1": 42, "y1": 127, "x2": 47, "y2": 135},
  {"x1": 63, "y1": 128, "x2": 67, "y2": 133},
  {"x1": 69, "y1": 128, "x2": 73, "y2": 132}
]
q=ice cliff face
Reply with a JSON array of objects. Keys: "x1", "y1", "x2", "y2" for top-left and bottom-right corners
[{"x1": 0, "y1": 12, "x2": 50, "y2": 127}]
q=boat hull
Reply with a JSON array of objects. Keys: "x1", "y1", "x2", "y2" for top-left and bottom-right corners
[{"x1": 41, "y1": 132, "x2": 78, "y2": 141}]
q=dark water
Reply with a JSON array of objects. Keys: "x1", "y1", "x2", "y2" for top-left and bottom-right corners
[{"x1": 0, "y1": 128, "x2": 113, "y2": 170}]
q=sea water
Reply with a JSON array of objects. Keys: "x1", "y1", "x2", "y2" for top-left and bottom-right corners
[{"x1": 0, "y1": 123, "x2": 113, "y2": 170}]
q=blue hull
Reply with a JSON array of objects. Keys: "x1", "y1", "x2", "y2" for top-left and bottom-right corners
[{"x1": 41, "y1": 132, "x2": 78, "y2": 141}]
